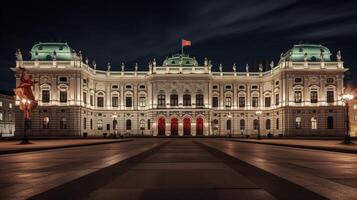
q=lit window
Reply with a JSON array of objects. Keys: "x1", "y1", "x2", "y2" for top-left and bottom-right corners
[
  {"x1": 42, "y1": 90, "x2": 50, "y2": 103},
  {"x1": 97, "y1": 120, "x2": 103, "y2": 130},
  {"x1": 60, "y1": 117, "x2": 67, "y2": 129},
  {"x1": 311, "y1": 91, "x2": 318, "y2": 103},
  {"x1": 139, "y1": 96, "x2": 146, "y2": 107},
  {"x1": 252, "y1": 97, "x2": 258, "y2": 107},
  {"x1": 295, "y1": 117, "x2": 301, "y2": 129},
  {"x1": 353, "y1": 114, "x2": 357, "y2": 121},
  {"x1": 0, "y1": 113, "x2": 3, "y2": 121},
  {"x1": 311, "y1": 117, "x2": 317, "y2": 129},
  {"x1": 42, "y1": 117, "x2": 49, "y2": 129},
  {"x1": 353, "y1": 104, "x2": 357, "y2": 109},
  {"x1": 295, "y1": 91, "x2": 302, "y2": 103},
  {"x1": 0, "y1": 101, "x2": 2, "y2": 107},
  {"x1": 225, "y1": 97, "x2": 232, "y2": 107},
  {"x1": 140, "y1": 119, "x2": 145, "y2": 129},
  {"x1": 9, "y1": 103, "x2": 12, "y2": 109},
  {"x1": 196, "y1": 94, "x2": 204, "y2": 106},
  {"x1": 157, "y1": 94, "x2": 165, "y2": 107},
  {"x1": 327, "y1": 91, "x2": 334, "y2": 103}
]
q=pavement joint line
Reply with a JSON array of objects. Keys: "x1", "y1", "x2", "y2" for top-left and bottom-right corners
[
  {"x1": 0, "y1": 139, "x2": 133, "y2": 155},
  {"x1": 27, "y1": 140, "x2": 170, "y2": 200},
  {"x1": 195, "y1": 141, "x2": 328, "y2": 200},
  {"x1": 230, "y1": 139, "x2": 357, "y2": 154}
]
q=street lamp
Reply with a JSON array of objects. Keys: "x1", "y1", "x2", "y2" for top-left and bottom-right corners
[
  {"x1": 227, "y1": 112, "x2": 232, "y2": 138},
  {"x1": 341, "y1": 94, "x2": 354, "y2": 144},
  {"x1": 20, "y1": 98, "x2": 31, "y2": 144},
  {"x1": 255, "y1": 110, "x2": 262, "y2": 140}
]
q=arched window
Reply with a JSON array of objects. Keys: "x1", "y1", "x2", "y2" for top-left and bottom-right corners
[
  {"x1": 295, "y1": 117, "x2": 302, "y2": 129},
  {"x1": 266, "y1": 119, "x2": 271, "y2": 130},
  {"x1": 97, "y1": 119, "x2": 103, "y2": 130},
  {"x1": 60, "y1": 117, "x2": 67, "y2": 129},
  {"x1": 311, "y1": 117, "x2": 317, "y2": 129},
  {"x1": 158, "y1": 94, "x2": 166, "y2": 107},
  {"x1": 183, "y1": 94, "x2": 191, "y2": 106},
  {"x1": 97, "y1": 92, "x2": 104, "y2": 107},
  {"x1": 327, "y1": 116, "x2": 333, "y2": 129},
  {"x1": 253, "y1": 119, "x2": 259, "y2": 130},
  {"x1": 42, "y1": 117, "x2": 49, "y2": 129},
  {"x1": 240, "y1": 119, "x2": 245, "y2": 130},
  {"x1": 126, "y1": 119, "x2": 132, "y2": 130}
]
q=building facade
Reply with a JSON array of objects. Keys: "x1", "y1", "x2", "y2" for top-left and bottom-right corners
[
  {"x1": 0, "y1": 93, "x2": 15, "y2": 137},
  {"x1": 13, "y1": 42, "x2": 347, "y2": 137},
  {"x1": 348, "y1": 92, "x2": 357, "y2": 137}
]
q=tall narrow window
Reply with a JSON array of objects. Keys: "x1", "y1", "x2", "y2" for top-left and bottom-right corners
[
  {"x1": 253, "y1": 119, "x2": 259, "y2": 130},
  {"x1": 126, "y1": 96, "x2": 132, "y2": 107},
  {"x1": 112, "y1": 96, "x2": 118, "y2": 107},
  {"x1": 158, "y1": 94, "x2": 165, "y2": 107},
  {"x1": 311, "y1": 117, "x2": 317, "y2": 129},
  {"x1": 327, "y1": 116, "x2": 333, "y2": 129},
  {"x1": 183, "y1": 94, "x2": 191, "y2": 106},
  {"x1": 60, "y1": 91, "x2": 67, "y2": 103},
  {"x1": 196, "y1": 94, "x2": 204, "y2": 106},
  {"x1": 295, "y1": 117, "x2": 301, "y2": 129},
  {"x1": 265, "y1": 97, "x2": 271, "y2": 107},
  {"x1": 295, "y1": 91, "x2": 302, "y2": 103},
  {"x1": 266, "y1": 119, "x2": 271, "y2": 130},
  {"x1": 311, "y1": 91, "x2": 318, "y2": 103},
  {"x1": 42, "y1": 90, "x2": 50, "y2": 103},
  {"x1": 97, "y1": 120, "x2": 103, "y2": 130},
  {"x1": 139, "y1": 96, "x2": 146, "y2": 107},
  {"x1": 276, "y1": 118, "x2": 279, "y2": 130},
  {"x1": 212, "y1": 97, "x2": 218, "y2": 108},
  {"x1": 240, "y1": 119, "x2": 245, "y2": 130},
  {"x1": 227, "y1": 120, "x2": 231, "y2": 130},
  {"x1": 225, "y1": 97, "x2": 232, "y2": 107},
  {"x1": 83, "y1": 117, "x2": 87, "y2": 129},
  {"x1": 327, "y1": 91, "x2": 334, "y2": 103},
  {"x1": 42, "y1": 117, "x2": 49, "y2": 129},
  {"x1": 170, "y1": 94, "x2": 178, "y2": 106},
  {"x1": 60, "y1": 117, "x2": 67, "y2": 129},
  {"x1": 90, "y1": 119, "x2": 93, "y2": 130},
  {"x1": 90, "y1": 95, "x2": 93, "y2": 106},
  {"x1": 147, "y1": 119, "x2": 151, "y2": 130},
  {"x1": 252, "y1": 97, "x2": 258, "y2": 107},
  {"x1": 126, "y1": 119, "x2": 132, "y2": 130},
  {"x1": 239, "y1": 97, "x2": 245, "y2": 107},
  {"x1": 275, "y1": 94, "x2": 279, "y2": 106},
  {"x1": 83, "y1": 92, "x2": 87, "y2": 104},
  {"x1": 97, "y1": 96, "x2": 104, "y2": 107}
]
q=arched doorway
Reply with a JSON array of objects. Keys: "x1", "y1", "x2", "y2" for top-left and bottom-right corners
[
  {"x1": 196, "y1": 117, "x2": 204, "y2": 136},
  {"x1": 184, "y1": 118, "x2": 191, "y2": 135},
  {"x1": 158, "y1": 117, "x2": 165, "y2": 135},
  {"x1": 171, "y1": 118, "x2": 178, "y2": 135}
]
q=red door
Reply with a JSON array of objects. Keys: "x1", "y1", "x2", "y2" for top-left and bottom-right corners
[
  {"x1": 171, "y1": 118, "x2": 178, "y2": 135},
  {"x1": 158, "y1": 118, "x2": 165, "y2": 135},
  {"x1": 196, "y1": 117, "x2": 203, "y2": 135},
  {"x1": 184, "y1": 118, "x2": 191, "y2": 135}
]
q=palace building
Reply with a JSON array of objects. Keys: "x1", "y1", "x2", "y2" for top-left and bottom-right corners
[{"x1": 12, "y1": 42, "x2": 348, "y2": 137}]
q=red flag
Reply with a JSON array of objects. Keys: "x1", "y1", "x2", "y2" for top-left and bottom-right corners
[{"x1": 182, "y1": 39, "x2": 191, "y2": 47}]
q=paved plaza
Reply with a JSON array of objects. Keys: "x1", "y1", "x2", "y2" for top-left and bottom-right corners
[{"x1": 0, "y1": 139, "x2": 356, "y2": 199}]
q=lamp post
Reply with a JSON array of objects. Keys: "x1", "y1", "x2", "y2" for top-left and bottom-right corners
[
  {"x1": 256, "y1": 110, "x2": 262, "y2": 140},
  {"x1": 20, "y1": 98, "x2": 31, "y2": 144},
  {"x1": 227, "y1": 112, "x2": 232, "y2": 137},
  {"x1": 341, "y1": 94, "x2": 354, "y2": 144}
]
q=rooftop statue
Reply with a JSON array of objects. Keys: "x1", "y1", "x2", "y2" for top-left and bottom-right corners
[{"x1": 15, "y1": 49, "x2": 23, "y2": 61}]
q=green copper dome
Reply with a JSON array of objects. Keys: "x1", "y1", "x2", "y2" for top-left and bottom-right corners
[
  {"x1": 30, "y1": 42, "x2": 72, "y2": 61},
  {"x1": 282, "y1": 44, "x2": 332, "y2": 62},
  {"x1": 162, "y1": 54, "x2": 198, "y2": 67}
]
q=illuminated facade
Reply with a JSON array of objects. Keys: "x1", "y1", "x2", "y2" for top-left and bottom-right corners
[
  {"x1": 13, "y1": 43, "x2": 347, "y2": 137},
  {"x1": 0, "y1": 93, "x2": 15, "y2": 137}
]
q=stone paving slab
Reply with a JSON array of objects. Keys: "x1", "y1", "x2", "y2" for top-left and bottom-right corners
[
  {"x1": 232, "y1": 139, "x2": 357, "y2": 153},
  {"x1": 0, "y1": 139, "x2": 132, "y2": 154}
]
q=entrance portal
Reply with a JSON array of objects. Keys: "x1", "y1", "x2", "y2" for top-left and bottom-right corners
[
  {"x1": 196, "y1": 117, "x2": 203, "y2": 135},
  {"x1": 183, "y1": 118, "x2": 191, "y2": 135},
  {"x1": 158, "y1": 117, "x2": 165, "y2": 135},
  {"x1": 171, "y1": 118, "x2": 178, "y2": 135}
]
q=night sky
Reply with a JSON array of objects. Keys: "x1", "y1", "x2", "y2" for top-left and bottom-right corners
[{"x1": 1, "y1": 0, "x2": 357, "y2": 93}]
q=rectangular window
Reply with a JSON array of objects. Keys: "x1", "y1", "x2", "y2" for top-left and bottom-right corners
[
  {"x1": 311, "y1": 91, "x2": 318, "y2": 103},
  {"x1": 147, "y1": 119, "x2": 151, "y2": 130},
  {"x1": 212, "y1": 97, "x2": 219, "y2": 108},
  {"x1": 170, "y1": 95, "x2": 178, "y2": 106},
  {"x1": 158, "y1": 95, "x2": 165, "y2": 107},
  {"x1": 196, "y1": 95, "x2": 204, "y2": 106},
  {"x1": 327, "y1": 91, "x2": 334, "y2": 103},
  {"x1": 83, "y1": 92, "x2": 87, "y2": 104},
  {"x1": 252, "y1": 97, "x2": 258, "y2": 107},
  {"x1": 9, "y1": 103, "x2": 12, "y2": 109},
  {"x1": 225, "y1": 97, "x2": 232, "y2": 107},
  {"x1": 60, "y1": 91, "x2": 67, "y2": 103},
  {"x1": 83, "y1": 117, "x2": 87, "y2": 130},
  {"x1": 353, "y1": 104, "x2": 357, "y2": 109},
  {"x1": 139, "y1": 97, "x2": 146, "y2": 107},
  {"x1": 183, "y1": 95, "x2": 191, "y2": 106},
  {"x1": 90, "y1": 95, "x2": 94, "y2": 106},
  {"x1": 107, "y1": 124, "x2": 110, "y2": 130},
  {"x1": 126, "y1": 96, "x2": 132, "y2": 107},
  {"x1": 239, "y1": 97, "x2": 245, "y2": 107},
  {"x1": 0, "y1": 101, "x2": 2, "y2": 107},
  {"x1": 97, "y1": 97, "x2": 104, "y2": 107},
  {"x1": 90, "y1": 119, "x2": 93, "y2": 130},
  {"x1": 354, "y1": 114, "x2": 357, "y2": 121},
  {"x1": 275, "y1": 94, "x2": 279, "y2": 106},
  {"x1": 42, "y1": 90, "x2": 50, "y2": 103},
  {"x1": 112, "y1": 96, "x2": 118, "y2": 107},
  {"x1": 276, "y1": 118, "x2": 279, "y2": 129},
  {"x1": 295, "y1": 91, "x2": 302, "y2": 103},
  {"x1": 265, "y1": 97, "x2": 271, "y2": 107},
  {"x1": 0, "y1": 113, "x2": 2, "y2": 121}
]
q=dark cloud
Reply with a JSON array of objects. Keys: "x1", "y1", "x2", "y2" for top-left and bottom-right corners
[{"x1": 1, "y1": 0, "x2": 357, "y2": 92}]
